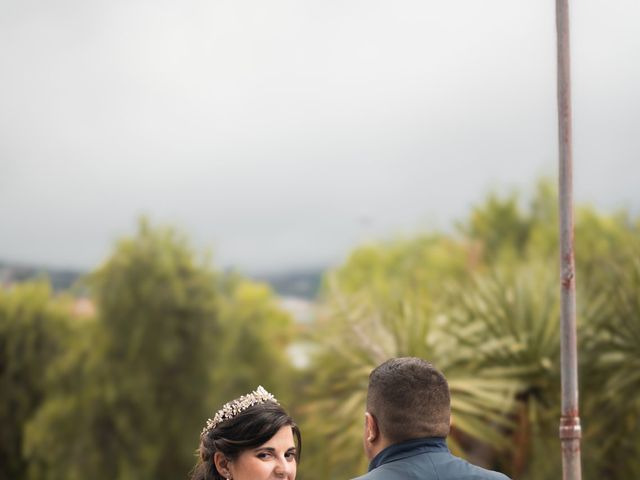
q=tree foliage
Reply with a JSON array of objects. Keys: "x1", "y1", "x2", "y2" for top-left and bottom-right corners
[
  {"x1": 3, "y1": 182, "x2": 640, "y2": 480},
  {"x1": 580, "y1": 246, "x2": 640, "y2": 479},
  {"x1": 23, "y1": 221, "x2": 219, "y2": 480},
  {"x1": 0, "y1": 282, "x2": 72, "y2": 480},
  {"x1": 214, "y1": 273, "x2": 295, "y2": 406},
  {"x1": 9, "y1": 219, "x2": 296, "y2": 480},
  {"x1": 298, "y1": 180, "x2": 640, "y2": 480}
]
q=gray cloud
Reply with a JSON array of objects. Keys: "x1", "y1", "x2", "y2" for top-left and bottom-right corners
[{"x1": 1, "y1": 0, "x2": 639, "y2": 272}]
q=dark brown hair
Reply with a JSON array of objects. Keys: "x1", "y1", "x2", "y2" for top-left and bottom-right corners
[
  {"x1": 190, "y1": 401, "x2": 301, "y2": 480},
  {"x1": 367, "y1": 357, "x2": 451, "y2": 443}
]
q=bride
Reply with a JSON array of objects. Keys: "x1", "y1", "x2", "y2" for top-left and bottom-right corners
[{"x1": 191, "y1": 386, "x2": 301, "y2": 480}]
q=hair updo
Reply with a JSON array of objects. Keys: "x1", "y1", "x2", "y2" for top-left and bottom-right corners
[{"x1": 190, "y1": 401, "x2": 302, "y2": 480}]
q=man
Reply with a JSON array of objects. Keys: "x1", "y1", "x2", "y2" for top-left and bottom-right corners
[{"x1": 353, "y1": 357, "x2": 510, "y2": 480}]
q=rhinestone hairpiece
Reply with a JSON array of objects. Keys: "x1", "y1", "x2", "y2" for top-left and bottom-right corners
[{"x1": 201, "y1": 386, "x2": 278, "y2": 437}]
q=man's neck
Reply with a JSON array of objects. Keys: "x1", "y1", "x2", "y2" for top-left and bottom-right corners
[{"x1": 367, "y1": 437, "x2": 392, "y2": 462}]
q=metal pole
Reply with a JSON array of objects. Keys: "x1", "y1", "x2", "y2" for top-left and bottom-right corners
[{"x1": 555, "y1": 1, "x2": 582, "y2": 479}]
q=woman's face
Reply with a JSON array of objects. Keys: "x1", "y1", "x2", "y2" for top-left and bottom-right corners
[{"x1": 225, "y1": 426, "x2": 298, "y2": 480}]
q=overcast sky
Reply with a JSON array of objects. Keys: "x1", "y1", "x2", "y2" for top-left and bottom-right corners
[{"x1": 1, "y1": 0, "x2": 639, "y2": 273}]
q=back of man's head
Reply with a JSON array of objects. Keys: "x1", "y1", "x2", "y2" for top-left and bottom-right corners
[{"x1": 367, "y1": 357, "x2": 451, "y2": 443}]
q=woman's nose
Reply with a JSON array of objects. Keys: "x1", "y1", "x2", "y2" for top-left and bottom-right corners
[{"x1": 274, "y1": 457, "x2": 294, "y2": 477}]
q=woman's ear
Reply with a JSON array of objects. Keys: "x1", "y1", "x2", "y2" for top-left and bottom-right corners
[{"x1": 213, "y1": 451, "x2": 232, "y2": 479}]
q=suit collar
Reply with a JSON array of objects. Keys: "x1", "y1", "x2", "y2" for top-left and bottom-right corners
[{"x1": 369, "y1": 437, "x2": 448, "y2": 472}]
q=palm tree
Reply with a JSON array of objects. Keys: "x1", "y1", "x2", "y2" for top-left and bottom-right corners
[
  {"x1": 445, "y1": 262, "x2": 563, "y2": 479},
  {"x1": 580, "y1": 248, "x2": 640, "y2": 479},
  {"x1": 300, "y1": 260, "x2": 516, "y2": 479}
]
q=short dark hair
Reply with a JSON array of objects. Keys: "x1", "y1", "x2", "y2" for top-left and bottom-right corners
[
  {"x1": 367, "y1": 357, "x2": 451, "y2": 443},
  {"x1": 191, "y1": 402, "x2": 301, "y2": 480}
]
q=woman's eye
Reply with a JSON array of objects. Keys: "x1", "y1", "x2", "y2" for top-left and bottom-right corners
[
  {"x1": 257, "y1": 452, "x2": 272, "y2": 460},
  {"x1": 285, "y1": 451, "x2": 297, "y2": 461}
]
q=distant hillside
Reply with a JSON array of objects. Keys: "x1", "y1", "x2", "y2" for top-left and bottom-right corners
[
  {"x1": 0, "y1": 261, "x2": 324, "y2": 300},
  {"x1": 252, "y1": 268, "x2": 324, "y2": 300},
  {"x1": 0, "y1": 261, "x2": 83, "y2": 292}
]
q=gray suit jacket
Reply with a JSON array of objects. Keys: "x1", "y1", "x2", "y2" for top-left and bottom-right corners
[{"x1": 352, "y1": 437, "x2": 510, "y2": 480}]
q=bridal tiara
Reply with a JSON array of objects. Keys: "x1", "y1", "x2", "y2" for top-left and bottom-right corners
[{"x1": 201, "y1": 386, "x2": 279, "y2": 437}]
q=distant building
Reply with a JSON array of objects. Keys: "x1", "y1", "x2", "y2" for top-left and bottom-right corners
[
  {"x1": 278, "y1": 296, "x2": 315, "y2": 324},
  {"x1": 71, "y1": 297, "x2": 96, "y2": 318}
]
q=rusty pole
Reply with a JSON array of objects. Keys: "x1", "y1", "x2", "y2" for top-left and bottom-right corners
[{"x1": 555, "y1": 1, "x2": 582, "y2": 479}]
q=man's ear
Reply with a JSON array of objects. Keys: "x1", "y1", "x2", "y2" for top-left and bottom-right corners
[
  {"x1": 365, "y1": 411, "x2": 379, "y2": 443},
  {"x1": 213, "y1": 451, "x2": 232, "y2": 479}
]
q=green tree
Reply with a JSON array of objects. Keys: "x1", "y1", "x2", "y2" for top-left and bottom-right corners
[
  {"x1": 445, "y1": 262, "x2": 562, "y2": 479},
  {"x1": 581, "y1": 245, "x2": 640, "y2": 479},
  {"x1": 301, "y1": 181, "x2": 640, "y2": 480},
  {"x1": 453, "y1": 185, "x2": 640, "y2": 479},
  {"x1": 25, "y1": 220, "x2": 219, "y2": 480},
  {"x1": 299, "y1": 237, "x2": 515, "y2": 480},
  {"x1": 213, "y1": 274, "x2": 296, "y2": 408},
  {"x1": 23, "y1": 220, "x2": 298, "y2": 480},
  {"x1": 463, "y1": 191, "x2": 531, "y2": 262},
  {"x1": 0, "y1": 281, "x2": 71, "y2": 480}
]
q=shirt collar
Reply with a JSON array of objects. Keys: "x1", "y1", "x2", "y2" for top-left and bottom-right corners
[{"x1": 368, "y1": 437, "x2": 449, "y2": 471}]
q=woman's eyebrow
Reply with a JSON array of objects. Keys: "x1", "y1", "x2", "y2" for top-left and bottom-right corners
[{"x1": 253, "y1": 446, "x2": 297, "y2": 453}]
